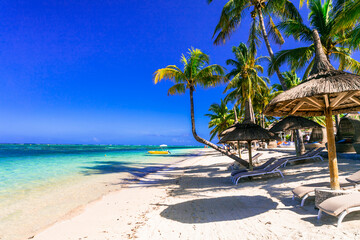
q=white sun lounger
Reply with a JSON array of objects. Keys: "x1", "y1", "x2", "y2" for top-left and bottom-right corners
[
  {"x1": 284, "y1": 147, "x2": 325, "y2": 166},
  {"x1": 317, "y1": 192, "x2": 360, "y2": 227},
  {"x1": 292, "y1": 170, "x2": 360, "y2": 206},
  {"x1": 232, "y1": 158, "x2": 289, "y2": 185}
]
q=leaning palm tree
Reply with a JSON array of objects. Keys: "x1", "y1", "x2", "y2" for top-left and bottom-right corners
[
  {"x1": 154, "y1": 48, "x2": 249, "y2": 167},
  {"x1": 205, "y1": 100, "x2": 235, "y2": 141},
  {"x1": 269, "y1": 0, "x2": 360, "y2": 79},
  {"x1": 224, "y1": 43, "x2": 270, "y2": 115},
  {"x1": 208, "y1": 0, "x2": 301, "y2": 90}
]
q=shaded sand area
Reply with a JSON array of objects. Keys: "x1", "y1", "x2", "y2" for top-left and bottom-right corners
[{"x1": 32, "y1": 149, "x2": 360, "y2": 240}]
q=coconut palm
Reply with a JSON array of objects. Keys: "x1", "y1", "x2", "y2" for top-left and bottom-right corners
[
  {"x1": 272, "y1": 70, "x2": 302, "y2": 91},
  {"x1": 330, "y1": 0, "x2": 360, "y2": 48},
  {"x1": 154, "y1": 48, "x2": 249, "y2": 167},
  {"x1": 269, "y1": 0, "x2": 360, "y2": 79},
  {"x1": 224, "y1": 43, "x2": 270, "y2": 114},
  {"x1": 205, "y1": 100, "x2": 235, "y2": 140},
  {"x1": 208, "y1": 0, "x2": 301, "y2": 90},
  {"x1": 253, "y1": 84, "x2": 278, "y2": 127}
]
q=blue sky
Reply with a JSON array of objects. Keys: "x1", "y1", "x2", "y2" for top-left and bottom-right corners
[{"x1": 0, "y1": 0, "x2": 355, "y2": 145}]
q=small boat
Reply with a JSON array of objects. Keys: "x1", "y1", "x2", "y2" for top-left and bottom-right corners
[{"x1": 148, "y1": 144, "x2": 171, "y2": 155}]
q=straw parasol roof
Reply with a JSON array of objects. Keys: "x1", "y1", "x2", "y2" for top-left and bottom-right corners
[
  {"x1": 264, "y1": 29, "x2": 360, "y2": 190},
  {"x1": 220, "y1": 100, "x2": 276, "y2": 170},
  {"x1": 219, "y1": 122, "x2": 275, "y2": 143},
  {"x1": 270, "y1": 116, "x2": 323, "y2": 133},
  {"x1": 220, "y1": 99, "x2": 275, "y2": 143},
  {"x1": 265, "y1": 37, "x2": 360, "y2": 117}
]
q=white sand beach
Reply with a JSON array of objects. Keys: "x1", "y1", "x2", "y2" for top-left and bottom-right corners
[{"x1": 30, "y1": 149, "x2": 360, "y2": 240}]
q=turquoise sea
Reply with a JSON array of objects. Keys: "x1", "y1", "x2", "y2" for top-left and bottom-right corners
[
  {"x1": 0, "y1": 144, "x2": 202, "y2": 239},
  {"x1": 0, "y1": 144, "x2": 200, "y2": 202}
]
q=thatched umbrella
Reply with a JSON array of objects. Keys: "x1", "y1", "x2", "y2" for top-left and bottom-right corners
[
  {"x1": 270, "y1": 116, "x2": 323, "y2": 133},
  {"x1": 264, "y1": 29, "x2": 360, "y2": 190},
  {"x1": 270, "y1": 116, "x2": 324, "y2": 155},
  {"x1": 220, "y1": 100, "x2": 276, "y2": 170}
]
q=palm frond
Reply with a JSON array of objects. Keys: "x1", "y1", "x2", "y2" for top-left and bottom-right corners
[
  {"x1": 167, "y1": 83, "x2": 186, "y2": 96},
  {"x1": 268, "y1": 17, "x2": 285, "y2": 45},
  {"x1": 277, "y1": 20, "x2": 313, "y2": 42},
  {"x1": 248, "y1": 16, "x2": 261, "y2": 56},
  {"x1": 153, "y1": 66, "x2": 185, "y2": 84},
  {"x1": 332, "y1": 49, "x2": 360, "y2": 74},
  {"x1": 212, "y1": 0, "x2": 250, "y2": 45},
  {"x1": 268, "y1": 46, "x2": 314, "y2": 76}
]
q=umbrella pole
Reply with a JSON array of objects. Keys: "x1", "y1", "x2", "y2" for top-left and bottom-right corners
[
  {"x1": 248, "y1": 140, "x2": 253, "y2": 171},
  {"x1": 237, "y1": 141, "x2": 241, "y2": 158},
  {"x1": 325, "y1": 108, "x2": 340, "y2": 190}
]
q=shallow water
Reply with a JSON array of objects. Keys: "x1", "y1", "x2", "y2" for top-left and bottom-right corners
[
  {"x1": 0, "y1": 144, "x2": 201, "y2": 240},
  {"x1": 0, "y1": 144, "x2": 199, "y2": 200}
]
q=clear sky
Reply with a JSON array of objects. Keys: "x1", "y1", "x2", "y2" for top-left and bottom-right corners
[{"x1": 0, "y1": 0, "x2": 356, "y2": 145}]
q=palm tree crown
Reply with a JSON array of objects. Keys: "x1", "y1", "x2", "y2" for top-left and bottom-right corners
[
  {"x1": 269, "y1": 0, "x2": 360, "y2": 78},
  {"x1": 224, "y1": 43, "x2": 269, "y2": 111},
  {"x1": 205, "y1": 100, "x2": 235, "y2": 140},
  {"x1": 154, "y1": 48, "x2": 226, "y2": 94}
]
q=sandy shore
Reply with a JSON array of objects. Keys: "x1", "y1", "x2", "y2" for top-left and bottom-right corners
[{"x1": 31, "y1": 148, "x2": 360, "y2": 240}]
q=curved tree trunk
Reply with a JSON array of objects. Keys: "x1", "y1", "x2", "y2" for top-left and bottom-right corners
[
  {"x1": 256, "y1": 7, "x2": 287, "y2": 91},
  {"x1": 189, "y1": 88, "x2": 249, "y2": 168}
]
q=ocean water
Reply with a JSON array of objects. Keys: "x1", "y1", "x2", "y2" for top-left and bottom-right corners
[{"x1": 0, "y1": 144, "x2": 200, "y2": 203}]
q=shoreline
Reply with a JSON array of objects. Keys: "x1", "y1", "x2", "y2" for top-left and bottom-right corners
[
  {"x1": 31, "y1": 148, "x2": 360, "y2": 240},
  {"x1": 0, "y1": 148, "x2": 203, "y2": 240}
]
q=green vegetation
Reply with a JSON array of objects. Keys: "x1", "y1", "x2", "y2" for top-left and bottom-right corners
[
  {"x1": 154, "y1": 0, "x2": 360, "y2": 164},
  {"x1": 154, "y1": 48, "x2": 250, "y2": 167}
]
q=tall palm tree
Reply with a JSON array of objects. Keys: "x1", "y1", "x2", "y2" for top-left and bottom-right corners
[
  {"x1": 205, "y1": 100, "x2": 235, "y2": 140},
  {"x1": 208, "y1": 0, "x2": 301, "y2": 90},
  {"x1": 269, "y1": 0, "x2": 360, "y2": 79},
  {"x1": 224, "y1": 43, "x2": 269, "y2": 114},
  {"x1": 154, "y1": 48, "x2": 249, "y2": 167}
]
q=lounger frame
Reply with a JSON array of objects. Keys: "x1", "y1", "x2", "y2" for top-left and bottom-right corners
[
  {"x1": 293, "y1": 183, "x2": 359, "y2": 207},
  {"x1": 317, "y1": 206, "x2": 360, "y2": 227},
  {"x1": 233, "y1": 169, "x2": 284, "y2": 185}
]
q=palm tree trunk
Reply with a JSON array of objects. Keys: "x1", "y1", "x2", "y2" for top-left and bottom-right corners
[
  {"x1": 256, "y1": 6, "x2": 287, "y2": 91},
  {"x1": 189, "y1": 87, "x2": 249, "y2": 168},
  {"x1": 295, "y1": 129, "x2": 305, "y2": 155},
  {"x1": 233, "y1": 106, "x2": 238, "y2": 123}
]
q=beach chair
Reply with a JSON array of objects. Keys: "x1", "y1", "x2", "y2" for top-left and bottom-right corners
[
  {"x1": 251, "y1": 153, "x2": 264, "y2": 164},
  {"x1": 284, "y1": 147, "x2": 325, "y2": 166},
  {"x1": 228, "y1": 153, "x2": 263, "y2": 171},
  {"x1": 230, "y1": 157, "x2": 276, "y2": 176},
  {"x1": 231, "y1": 148, "x2": 317, "y2": 175},
  {"x1": 232, "y1": 157, "x2": 289, "y2": 185},
  {"x1": 317, "y1": 192, "x2": 360, "y2": 227},
  {"x1": 292, "y1": 170, "x2": 360, "y2": 206}
]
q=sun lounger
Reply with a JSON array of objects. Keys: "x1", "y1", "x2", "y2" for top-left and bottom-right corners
[
  {"x1": 231, "y1": 148, "x2": 318, "y2": 176},
  {"x1": 292, "y1": 170, "x2": 360, "y2": 206},
  {"x1": 232, "y1": 157, "x2": 289, "y2": 185},
  {"x1": 230, "y1": 157, "x2": 276, "y2": 176},
  {"x1": 284, "y1": 147, "x2": 325, "y2": 166},
  {"x1": 317, "y1": 192, "x2": 360, "y2": 227},
  {"x1": 228, "y1": 153, "x2": 263, "y2": 171}
]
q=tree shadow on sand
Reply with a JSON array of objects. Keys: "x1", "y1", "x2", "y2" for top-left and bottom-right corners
[
  {"x1": 160, "y1": 195, "x2": 278, "y2": 223},
  {"x1": 80, "y1": 160, "x2": 170, "y2": 178}
]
